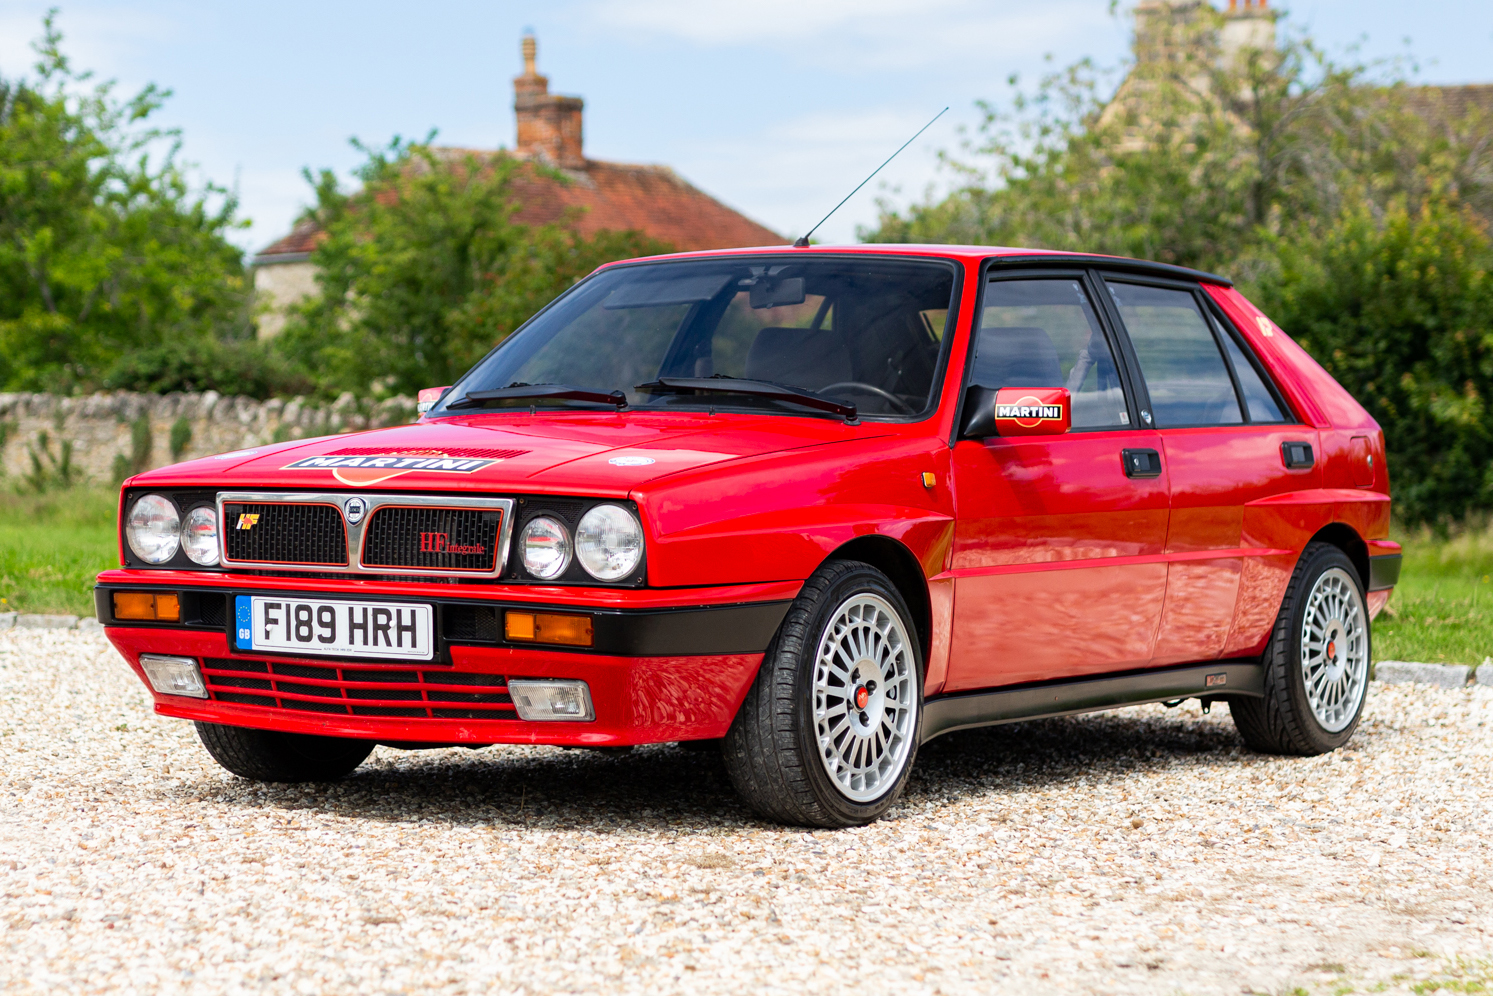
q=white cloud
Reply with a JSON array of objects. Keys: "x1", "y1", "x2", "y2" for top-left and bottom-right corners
[
  {"x1": 592, "y1": 0, "x2": 1115, "y2": 70},
  {"x1": 0, "y1": 5, "x2": 179, "y2": 85}
]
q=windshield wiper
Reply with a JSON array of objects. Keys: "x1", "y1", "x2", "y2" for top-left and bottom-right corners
[
  {"x1": 447, "y1": 382, "x2": 628, "y2": 411},
  {"x1": 635, "y1": 376, "x2": 856, "y2": 420}
]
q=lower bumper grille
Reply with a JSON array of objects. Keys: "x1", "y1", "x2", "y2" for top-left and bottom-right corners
[{"x1": 201, "y1": 657, "x2": 515, "y2": 720}]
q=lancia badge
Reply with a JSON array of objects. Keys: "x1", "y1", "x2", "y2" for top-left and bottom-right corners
[{"x1": 345, "y1": 496, "x2": 367, "y2": 524}]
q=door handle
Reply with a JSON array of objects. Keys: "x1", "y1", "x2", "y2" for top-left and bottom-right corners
[
  {"x1": 1281, "y1": 441, "x2": 1314, "y2": 469},
  {"x1": 1122, "y1": 448, "x2": 1162, "y2": 478}
]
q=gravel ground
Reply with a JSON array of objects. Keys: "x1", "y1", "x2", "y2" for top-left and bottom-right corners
[{"x1": 2, "y1": 629, "x2": 1490, "y2": 996}]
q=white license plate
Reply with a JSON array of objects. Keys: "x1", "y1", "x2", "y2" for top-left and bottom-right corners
[{"x1": 234, "y1": 596, "x2": 434, "y2": 661}]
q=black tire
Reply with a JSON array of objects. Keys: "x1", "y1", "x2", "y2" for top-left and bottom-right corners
[
  {"x1": 723, "y1": 560, "x2": 924, "y2": 828},
  {"x1": 195, "y1": 722, "x2": 375, "y2": 782},
  {"x1": 1229, "y1": 542, "x2": 1371, "y2": 755}
]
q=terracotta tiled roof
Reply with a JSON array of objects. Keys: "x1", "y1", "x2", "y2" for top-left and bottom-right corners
[
  {"x1": 254, "y1": 218, "x2": 325, "y2": 259},
  {"x1": 253, "y1": 154, "x2": 783, "y2": 265},
  {"x1": 504, "y1": 156, "x2": 783, "y2": 251}
]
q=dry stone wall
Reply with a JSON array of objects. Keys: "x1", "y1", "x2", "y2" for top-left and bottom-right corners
[{"x1": 0, "y1": 392, "x2": 416, "y2": 485}]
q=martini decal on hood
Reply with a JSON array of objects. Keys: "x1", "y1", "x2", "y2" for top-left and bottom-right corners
[{"x1": 283, "y1": 450, "x2": 521, "y2": 486}]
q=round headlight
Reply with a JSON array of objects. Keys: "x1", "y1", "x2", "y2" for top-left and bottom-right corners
[
  {"x1": 575, "y1": 504, "x2": 643, "y2": 581},
  {"x1": 181, "y1": 506, "x2": 220, "y2": 566},
  {"x1": 520, "y1": 516, "x2": 572, "y2": 580},
  {"x1": 126, "y1": 494, "x2": 181, "y2": 565}
]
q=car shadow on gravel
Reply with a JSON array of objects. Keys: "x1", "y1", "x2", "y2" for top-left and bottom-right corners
[{"x1": 181, "y1": 706, "x2": 1302, "y2": 831}]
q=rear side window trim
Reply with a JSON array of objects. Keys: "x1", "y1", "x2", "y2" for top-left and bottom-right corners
[
  {"x1": 1097, "y1": 272, "x2": 1300, "y2": 429},
  {"x1": 1200, "y1": 299, "x2": 1301, "y2": 425}
]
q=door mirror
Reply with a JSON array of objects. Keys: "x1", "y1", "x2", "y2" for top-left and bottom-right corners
[
  {"x1": 417, "y1": 386, "x2": 452, "y2": 414},
  {"x1": 962, "y1": 386, "x2": 1072, "y2": 438}
]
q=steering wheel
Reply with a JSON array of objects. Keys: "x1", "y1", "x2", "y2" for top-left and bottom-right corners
[{"x1": 818, "y1": 381, "x2": 916, "y2": 415}]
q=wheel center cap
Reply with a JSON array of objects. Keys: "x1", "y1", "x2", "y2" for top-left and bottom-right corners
[
  {"x1": 855, "y1": 686, "x2": 870, "y2": 710},
  {"x1": 1322, "y1": 620, "x2": 1347, "y2": 680}
]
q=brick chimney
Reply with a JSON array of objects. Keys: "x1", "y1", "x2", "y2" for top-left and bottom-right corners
[{"x1": 513, "y1": 34, "x2": 585, "y2": 169}]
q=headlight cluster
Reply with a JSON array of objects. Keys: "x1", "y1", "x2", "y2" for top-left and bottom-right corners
[
  {"x1": 520, "y1": 504, "x2": 642, "y2": 581},
  {"x1": 125, "y1": 494, "x2": 220, "y2": 566}
]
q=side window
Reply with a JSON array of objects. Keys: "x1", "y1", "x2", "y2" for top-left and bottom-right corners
[
  {"x1": 1215, "y1": 320, "x2": 1289, "y2": 423},
  {"x1": 1106, "y1": 281, "x2": 1242, "y2": 427},
  {"x1": 972, "y1": 277, "x2": 1129, "y2": 429}
]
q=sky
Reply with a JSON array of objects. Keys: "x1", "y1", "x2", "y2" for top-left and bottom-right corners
[{"x1": 1, "y1": 0, "x2": 1489, "y2": 255}]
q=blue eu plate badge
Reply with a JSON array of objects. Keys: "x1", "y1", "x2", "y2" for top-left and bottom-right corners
[{"x1": 235, "y1": 595, "x2": 254, "y2": 649}]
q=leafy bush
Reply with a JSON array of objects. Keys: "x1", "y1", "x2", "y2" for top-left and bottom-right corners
[
  {"x1": 1246, "y1": 198, "x2": 1493, "y2": 525},
  {"x1": 102, "y1": 337, "x2": 311, "y2": 399},
  {"x1": 0, "y1": 15, "x2": 250, "y2": 393}
]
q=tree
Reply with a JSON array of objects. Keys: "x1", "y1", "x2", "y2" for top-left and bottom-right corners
[
  {"x1": 1248, "y1": 197, "x2": 1493, "y2": 525},
  {"x1": 0, "y1": 12, "x2": 250, "y2": 393},
  {"x1": 862, "y1": 8, "x2": 1434, "y2": 274},
  {"x1": 275, "y1": 140, "x2": 673, "y2": 396}
]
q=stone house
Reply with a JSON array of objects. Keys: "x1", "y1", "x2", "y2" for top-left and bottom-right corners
[
  {"x1": 1103, "y1": 0, "x2": 1493, "y2": 155},
  {"x1": 251, "y1": 35, "x2": 783, "y2": 338}
]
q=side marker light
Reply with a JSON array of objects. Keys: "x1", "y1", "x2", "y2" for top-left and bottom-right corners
[
  {"x1": 921, "y1": 472, "x2": 936, "y2": 489},
  {"x1": 504, "y1": 611, "x2": 594, "y2": 647},
  {"x1": 113, "y1": 591, "x2": 181, "y2": 622}
]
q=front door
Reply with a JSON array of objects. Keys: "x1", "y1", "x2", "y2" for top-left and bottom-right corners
[{"x1": 945, "y1": 272, "x2": 1170, "y2": 693}]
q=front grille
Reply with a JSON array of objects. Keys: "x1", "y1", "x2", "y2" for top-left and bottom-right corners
[
  {"x1": 201, "y1": 657, "x2": 515, "y2": 719},
  {"x1": 223, "y1": 503, "x2": 347, "y2": 566},
  {"x1": 362, "y1": 506, "x2": 502, "y2": 573}
]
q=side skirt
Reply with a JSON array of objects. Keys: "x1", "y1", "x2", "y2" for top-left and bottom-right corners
[{"x1": 921, "y1": 661, "x2": 1264, "y2": 743}]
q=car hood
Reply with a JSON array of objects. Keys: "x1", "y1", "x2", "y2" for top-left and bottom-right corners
[{"x1": 136, "y1": 411, "x2": 887, "y2": 497}]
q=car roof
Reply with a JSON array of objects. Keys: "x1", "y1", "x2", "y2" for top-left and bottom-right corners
[{"x1": 596, "y1": 243, "x2": 1233, "y2": 287}]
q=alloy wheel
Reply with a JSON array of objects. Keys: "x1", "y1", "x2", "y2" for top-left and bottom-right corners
[
  {"x1": 811, "y1": 593, "x2": 917, "y2": 803},
  {"x1": 1299, "y1": 566, "x2": 1369, "y2": 733}
]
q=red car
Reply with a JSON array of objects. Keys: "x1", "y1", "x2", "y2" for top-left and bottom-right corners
[{"x1": 99, "y1": 245, "x2": 1399, "y2": 827}]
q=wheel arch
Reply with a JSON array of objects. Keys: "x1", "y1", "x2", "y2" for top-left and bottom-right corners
[
  {"x1": 824, "y1": 535, "x2": 932, "y2": 663},
  {"x1": 1308, "y1": 522, "x2": 1370, "y2": 592}
]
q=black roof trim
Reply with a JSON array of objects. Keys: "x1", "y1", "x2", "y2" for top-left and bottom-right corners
[{"x1": 988, "y1": 253, "x2": 1232, "y2": 287}]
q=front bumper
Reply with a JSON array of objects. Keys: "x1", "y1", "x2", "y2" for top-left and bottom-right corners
[{"x1": 98, "y1": 573, "x2": 794, "y2": 747}]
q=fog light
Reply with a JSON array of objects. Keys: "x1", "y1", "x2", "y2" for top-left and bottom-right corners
[
  {"x1": 139, "y1": 654, "x2": 207, "y2": 699},
  {"x1": 508, "y1": 679, "x2": 594, "y2": 721},
  {"x1": 505, "y1": 611, "x2": 594, "y2": 647},
  {"x1": 112, "y1": 591, "x2": 181, "y2": 621}
]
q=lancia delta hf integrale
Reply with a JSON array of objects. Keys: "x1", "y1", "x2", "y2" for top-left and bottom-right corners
[{"x1": 99, "y1": 245, "x2": 1400, "y2": 828}]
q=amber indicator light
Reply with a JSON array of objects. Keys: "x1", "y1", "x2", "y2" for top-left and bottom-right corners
[
  {"x1": 112, "y1": 591, "x2": 181, "y2": 622},
  {"x1": 504, "y1": 610, "x2": 594, "y2": 647}
]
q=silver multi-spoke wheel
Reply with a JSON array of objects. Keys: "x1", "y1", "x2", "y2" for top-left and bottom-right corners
[
  {"x1": 724, "y1": 560, "x2": 922, "y2": 826},
  {"x1": 811, "y1": 593, "x2": 917, "y2": 803},
  {"x1": 1299, "y1": 566, "x2": 1368, "y2": 733}
]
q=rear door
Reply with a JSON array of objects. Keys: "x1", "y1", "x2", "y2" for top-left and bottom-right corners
[
  {"x1": 1097, "y1": 275, "x2": 1317, "y2": 665},
  {"x1": 945, "y1": 269, "x2": 1170, "y2": 692}
]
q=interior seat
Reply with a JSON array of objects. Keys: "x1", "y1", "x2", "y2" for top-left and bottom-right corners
[
  {"x1": 970, "y1": 326, "x2": 1062, "y2": 388},
  {"x1": 745, "y1": 327, "x2": 853, "y2": 390}
]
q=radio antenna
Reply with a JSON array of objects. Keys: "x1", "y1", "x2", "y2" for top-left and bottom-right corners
[{"x1": 793, "y1": 106, "x2": 948, "y2": 247}]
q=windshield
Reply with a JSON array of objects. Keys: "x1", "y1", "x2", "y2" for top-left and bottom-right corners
[{"x1": 430, "y1": 256, "x2": 958, "y2": 419}]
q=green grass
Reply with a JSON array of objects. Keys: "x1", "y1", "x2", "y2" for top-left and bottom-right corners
[
  {"x1": 0, "y1": 485, "x2": 1490, "y2": 667},
  {"x1": 0, "y1": 487, "x2": 118, "y2": 616},
  {"x1": 1374, "y1": 524, "x2": 1493, "y2": 666}
]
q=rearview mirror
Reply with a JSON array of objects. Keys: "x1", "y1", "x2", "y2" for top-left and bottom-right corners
[
  {"x1": 961, "y1": 386, "x2": 1071, "y2": 438},
  {"x1": 417, "y1": 385, "x2": 451, "y2": 414}
]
